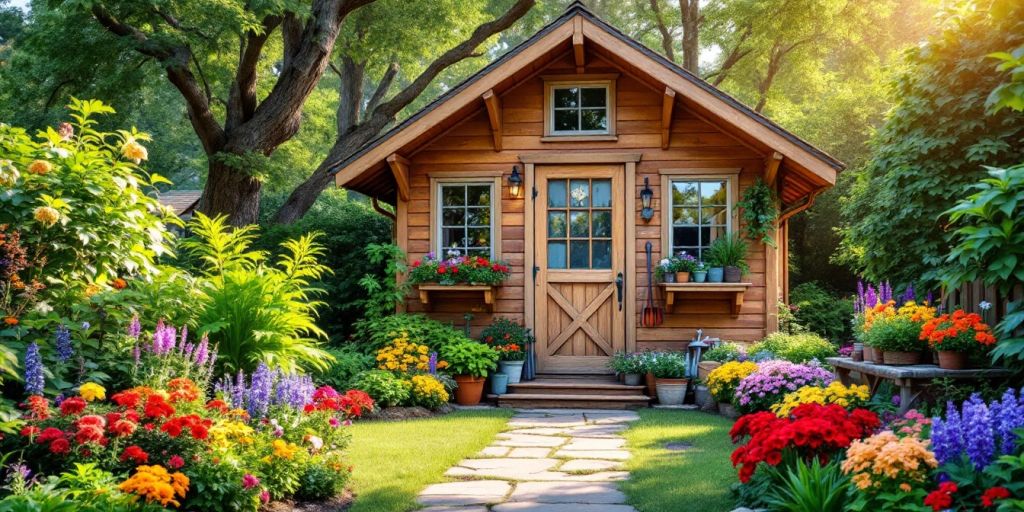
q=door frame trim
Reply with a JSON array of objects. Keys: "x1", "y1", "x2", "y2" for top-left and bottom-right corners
[{"x1": 522, "y1": 157, "x2": 639, "y2": 373}]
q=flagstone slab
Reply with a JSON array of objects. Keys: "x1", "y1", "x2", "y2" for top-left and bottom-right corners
[
  {"x1": 561, "y1": 438, "x2": 625, "y2": 450},
  {"x1": 417, "y1": 480, "x2": 512, "y2": 506},
  {"x1": 558, "y1": 459, "x2": 622, "y2": 472},
  {"x1": 479, "y1": 446, "x2": 512, "y2": 457},
  {"x1": 493, "y1": 503, "x2": 637, "y2": 512},
  {"x1": 508, "y1": 447, "x2": 554, "y2": 458},
  {"x1": 420, "y1": 507, "x2": 490, "y2": 512},
  {"x1": 553, "y1": 449, "x2": 630, "y2": 460},
  {"x1": 495, "y1": 434, "x2": 567, "y2": 447},
  {"x1": 582, "y1": 412, "x2": 640, "y2": 424},
  {"x1": 566, "y1": 424, "x2": 628, "y2": 438},
  {"x1": 508, "y1": 482, "x2": 626, "y2": 504},
  {"x1": 505, "y1": 427, "x2": 570, "y2": 436},
  {"x1": 508, "y1": 417, "x2": 588, "y2": 427}
]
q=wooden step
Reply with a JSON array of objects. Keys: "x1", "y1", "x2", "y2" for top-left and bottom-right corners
[
  {"x1": 492, "y1": 393, "x2": 650, "y2": 410},
  {"x1": 507, "y1": 381, "x2": 647, "y2": 396},
  {"x1": 533, "y1": 373, "x2": 619, "y2": 382}
]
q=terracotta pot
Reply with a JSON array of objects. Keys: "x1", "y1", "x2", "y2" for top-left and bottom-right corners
[
  {"x1": 697, "y1": 360, "x2": 722, "y2": 382},
  {"x1": 645, "y1": 372, "x2": 658, "y2": 404},
  {"x1": 453, "y1": 375, "x2": 486, "y2": 405},
  {"x1": 883, "y1": 350, "x2": 921, "y2": 365},
  {"x1": 937, "y1": 350, "x2": 968, "y2": 370},
  {"x1": 718, "y1": 402, "x2": 740, "y2": 419},
  {"x1": 724, "y1": 266, "x2": 742, "y2": 282},
  {"x1": 862, "y1": 346, "x2": 879, "y2": 363},
  {"x1": 675, "y1": 271, "x2": 690, "y2": 283}
]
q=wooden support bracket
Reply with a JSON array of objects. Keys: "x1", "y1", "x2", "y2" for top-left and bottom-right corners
[
  {"x1": 764, "y1": 151, "x2": 783, "y2": 187},
  {"x1": 661, "y1": 87, "x2": 676, "y2": 150},
  {"x1": 386, "y1": 153, "x2": 411, "y2": 203},
  {"x1": 573, "y1": 17, "x2": 585, "y2": 73},
  {"x1": 482, "y1": 90, "x2": 502, "y2": 152}
]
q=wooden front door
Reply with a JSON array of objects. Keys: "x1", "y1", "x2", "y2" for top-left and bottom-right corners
[{"x1": 533, "y1": 165, "x2": 626, "y2": 374}]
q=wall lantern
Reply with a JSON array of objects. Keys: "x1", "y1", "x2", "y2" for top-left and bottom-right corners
[
  {"x1": 509, "y1": 165, "x2": 523, "y2": 198},
  {"x1": 640, "y1": 176, "x2": 654, "y2": 222}
]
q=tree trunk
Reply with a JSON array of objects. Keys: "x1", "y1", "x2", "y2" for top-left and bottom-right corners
[
  {"x1": 680, "y1": 0, "x2": 700, "y2": 73},
  {"x1": 198, "y1": 159, "x2": 262, "y2": 226}
]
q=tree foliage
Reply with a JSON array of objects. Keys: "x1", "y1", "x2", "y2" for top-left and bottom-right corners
[{"x1": 839, "y1": 0, "x2": 1024, "y2": 286}]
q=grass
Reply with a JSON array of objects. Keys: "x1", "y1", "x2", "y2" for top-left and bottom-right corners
[
  {"x1": 621, "y1": 409, "x2": 738, "y2": 512},
  {"x1": 345, "y1": 409, "x2": 514, "y2": 512}
]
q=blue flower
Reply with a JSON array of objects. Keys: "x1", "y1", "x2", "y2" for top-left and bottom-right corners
[
  {"x1": 23, "y1": 342, "x2": 45, "y2": 396},
  {"x1": 964, "y1": 394, "x2": 995, "y2": 470},
  {"x1": 55, "y1": 325, "x2": 73, "y2": 363}
]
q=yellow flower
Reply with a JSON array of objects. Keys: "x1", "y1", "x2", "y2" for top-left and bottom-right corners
[
  {"x1": 33, "y1": 206, "x2": 60, "y2": 227},
  {"x1": 118, "y1": 465, "x2": 189, "y2": 508},
  {"x1": 122, "y1": 137, "x2": 148, "y2": 163},
  {"x1": 707, "y1": 361, "x2": 758, "y2": 403},
  {"x1": 27, "y1": 160, "x2": 52, "y2": 175},
  {"x1": 410, "y1": 374, "x2": 449, "y2": 408},
  {"x1": 79, "y1": 382, "x2": 106, "y2": 402},
  {"x1": 771, "y1": 382, "x2": 870, "y2": 417},
  {"x1": 271, "y1": 439, "x2": 300, "y2": 459}
]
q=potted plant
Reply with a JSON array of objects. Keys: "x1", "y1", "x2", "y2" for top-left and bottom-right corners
[
  {"x1": 707, "y1": 235, "x2": 749, "y2": 283},
  {"x1": 648, "y1": 352, "x2": 690, "y2": 405},
  {"x1": 656, "y1": 257, "x2": 677, "y2": 283},
  {"x1": 920, "y1": 309, "x2": 997, "y2": 369},
  {"x1": 439, "y1": 340, "x2": 499, "y2": 405},
  {"x1": 409, "y1": 251, "x2": 511, "y2": 286},
  {"x1": 480, "y1": 318, "x2": 532, "y2": 383},
  {"x1": 608, "y1": 352, "x2": 644, "y2": 386},
  {"x1": 862, "y1": 300, "x2": 936, "y2": 365},
  {"x1": 674, "y1": 252, "x2": 698, "y2": 283},
  {"x1": 692, "y1": 261, "x2": 708, "y2": 283},
  {"x1": 706, "y1": 361, "x2": 758, "y2": 418},
  {"x1": 706, "y1": 255, "x2": 725, "y2": 283}
]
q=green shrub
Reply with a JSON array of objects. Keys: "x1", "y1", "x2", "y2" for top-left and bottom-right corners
[
  {"x1": 312, "y1": 345, "x2": 375, "y2": 391},
  {"x1": 184, "y1": 213, "x2": 333, "y2": 374},
  {"x1": 764, "y1": 459, "x2": 850, "y2": 512},
  {"x1": 750, "y1": 332, "x2": 837, "y2": 363},
  {"x1": 295, "y1": 463, "x2": 348, "y2": 501},
  {"x1": 863, "y1": 316, "x2": 925, "y2": 353},
  {"x1": 354, "y1": 314, "x2": 471, "y2": 355},
  {"x1": 439, "y1": 339, "x2": 499, "y2": 378},
  {"x1": 352, "y1": 369, "x2": 411, "y2": 407},
  {"x1": 703, "y1": 342, "x2": 747, "y2": 363},
  {"x1": 258, "y1": 192, "x2": 392, "y2": 340},
  {"x1": 790, "y1": 282, "x2": 854, "y2": 343}
]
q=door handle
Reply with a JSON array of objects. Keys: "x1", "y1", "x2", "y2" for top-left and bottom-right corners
[{"x1": 615, "y1": 272, "x2": 624, "y2": 311}]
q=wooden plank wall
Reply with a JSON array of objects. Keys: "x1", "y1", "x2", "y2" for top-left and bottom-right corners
[
  {"x1": 942, "y1": 280, "x2": 1023, "y2": 327},
  {"x1": 401, "y1": 51, "x2": 771, "y2": 344}
]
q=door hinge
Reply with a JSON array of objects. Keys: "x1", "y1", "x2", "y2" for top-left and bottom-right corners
[
  {"x1": 533, "y1": 265, "x2": 540, "y2": 281},
  {"x1": 531, "y1": 186, "x2": 538, "y2": 200}
]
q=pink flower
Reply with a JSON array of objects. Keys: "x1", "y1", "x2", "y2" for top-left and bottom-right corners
[
  {"x1": 242, "y1": 473, "x2": 260, "y2": 489},
  {"x1": 260, "y1": 490, "x2": 270, "y2": 503},
  {"x1": 167, "y1": 455, "x2": 185, "y2": 469}
]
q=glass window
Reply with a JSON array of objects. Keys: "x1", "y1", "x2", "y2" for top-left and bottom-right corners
[
  {"x1": 669, "y1": 178, "x2": 731, "y2": 261},
  {"x1": 547, "y1": 178, "x2": 612, "y2": 269},
  {"x1": 438, "y1": 183, "x2": 493, "y2": 258},
  {"x1": 550, "y1": 85, "x2": 609, "y2": 134}
]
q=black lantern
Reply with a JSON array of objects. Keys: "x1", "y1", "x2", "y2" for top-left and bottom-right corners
[
  {"x1": 509, "y1": 165, "x2": 523, "y2": 198},
  {"x1": 640, "y1": 176, "x2": 654, "y2": 221}
]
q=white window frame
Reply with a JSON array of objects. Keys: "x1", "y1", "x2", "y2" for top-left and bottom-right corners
[
  {"x1": 431, "y1": 178, "x2": 500, "y2": 260},
  {"x1": 542, "y1": 75, "x2": 618, "y2": 138},
  {"x1": 659, "y1": 170, "x2": 739, "y2": 262}
]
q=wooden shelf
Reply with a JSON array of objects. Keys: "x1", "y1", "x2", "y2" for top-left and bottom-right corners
[
  {"x1": 659, "y1": 282, "x2": 752, "y2": 317},
  {"x1": 416, "y1": 284, "x2": 496, "y2": 312}
]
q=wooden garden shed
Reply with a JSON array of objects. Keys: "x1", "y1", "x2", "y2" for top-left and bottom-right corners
[{"x1": 333, "y1": 2, "x2": 843, "y2": 378}]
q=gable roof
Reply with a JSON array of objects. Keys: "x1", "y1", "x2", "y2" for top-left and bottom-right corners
[
  {"x1": 332, "y1": 2, "x2": 844, "y2": 203},
  {"x1": 156, "y1": 190, "x2": 202, "y2": 216}
]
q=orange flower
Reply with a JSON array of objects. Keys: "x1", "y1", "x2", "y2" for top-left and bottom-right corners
[
  {"x1": 27, "y1": 160, "x2": 52, "y2": 175},
  {"x1": 112, "y1": 278, "x2": 127, "y2": 290},
  {"x1": 3, "y1": 316, "x2": 17, "y2": 326}
]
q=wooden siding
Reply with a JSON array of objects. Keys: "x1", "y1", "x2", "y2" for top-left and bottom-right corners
[{"x1": 400, "y1": 50, "x2": 778, "y2": 346}]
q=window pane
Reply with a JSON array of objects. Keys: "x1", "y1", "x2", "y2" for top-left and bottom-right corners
[
  {"x1": 548, "y1": 180, "x2": 567, "y2": 208},
  {"x1": 442, "y1": 207, "x2": 465, "y2": 226},
  {"x1": 442, "y1": 186, "x2": 465, "y2": 206},
  {"x1": 443, "y1": 228, "x2": 466, "y2": 248},
  {"x1": 570, "y1": 180, "x2": 589, "y2": 207},
  {"x1": 701, "y1": 181, "x2": 727, "y2": 204},
  {"x1": 548, "y1": 212, "x2": 567, "y2": 237},
  {"x1": 548, "y1": 242, "x2": 567, "y2": 269},
  {"x1": 468, "y1": 248, "x2": 489, "y2": 258},
  {"x1": 570, "y1": 241, "x2": 590, "y2": 269},
  {"x1": 592, "y1": 240, "x2": 611, "y2": 269},
  {"x1": 591, "y1": 179, "x2": 611, "y2": 207},
  {"x1": 554, "y1": 88, "x2": 579, "y2": 108},
  {"x1": 580, "y1": 109, "x2": 607, "y2": 131},
  {"x1": 580, "y1": 87, "x2": 606, "y2": 107},
  {"x1": 554, "y1": 109, "x2": 578, "y2": 131},
  {"x1": 570, "y1": 211, "x2": 589, "y2": 238},
  {"x1": 673, "y1": 226, "x2": 699, "y2": 246},
  {"x1": 468, "y1": 228, "x2": 490, "y2": 248},
  {"x1": 467, "y1": 207, "x2": 490, "y2": 226},
  {"x1": 592, "y1": 210, "x2": 611, "y2": 237},
  {"x1": 467, "y1": 185, "x2": 491, "y2": 206},
  {"x1": 701, "y1": 206, "x2": 727, "y2": 225},
  {"x1": 673, "y1": 207, "x2": 699, "y2": 225},
  {"x1": 672, "y1": 182, "x2": 698, "y2": 206}
]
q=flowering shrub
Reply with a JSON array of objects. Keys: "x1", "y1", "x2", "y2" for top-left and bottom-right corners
[
  {"x1": 930, "y1": 389, "x2": 1024, "y2": 470},
  {"x1": 706, "y1": 361, "x2": 757, "y2": 403},
  {"x1": 481, "y1": 317, "x2": 531, "y2": 362},
  {"x1": 770, "y1": 381, "x2": 870, "y2": 417},
  {"x1": 409, "y1": 375, "x2": 449, "y2": 409},
  {"x1": 408, "y1": 252, "x2": 510, "y2": 286},
  {"x1": 920, "y1": 309, "x2": 996, "y2": 352},
  {"x1": 842, "y1": 430, "x2": 938, "y2": 509},
  {"x1": 730, "y1": 403, "x2": 880, "y2": 483},
  {"x1": 859, "y1": 300, "x2": 936, "y2": 352},
  {"x1": 733, "y1": 360, "x2": 833, "y2": 413},
  {"x1": 376, "y1": 333, "x2": 448, "y2": 373}
]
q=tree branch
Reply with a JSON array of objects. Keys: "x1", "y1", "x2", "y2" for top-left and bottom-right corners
[
  {"x1": 706, "y1": 23, "x2": 752, "y2": 86},
  {"x1": 647, "y1": 0, "x2": 675, "y2": 62},
  {"x1": 365, "y1": 60, "x2": 399, "y2": 116},
  {"x1": 226, "y1": 15, "x2": 282, "y2": 131},
  {"x1": 337, "y1": 56, "x2": 365, "y2": 135}
]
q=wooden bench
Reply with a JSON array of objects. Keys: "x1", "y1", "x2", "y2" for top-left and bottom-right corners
[{"x1": 826, "y1": 357, "x2": 1015, "y2": 414}]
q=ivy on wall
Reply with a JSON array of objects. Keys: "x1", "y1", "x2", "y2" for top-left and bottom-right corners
[{"x1": 736, "y1": 178, "x2": 779, "y2": 247}]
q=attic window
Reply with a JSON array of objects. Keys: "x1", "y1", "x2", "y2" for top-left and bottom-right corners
[{"x1": 543, "y1": 75, "x2": 617, "y2": 138}]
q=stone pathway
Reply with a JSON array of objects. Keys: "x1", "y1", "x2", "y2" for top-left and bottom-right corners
[{"x1": 417, "y1": 409, "x2": 640, "y2": 512}]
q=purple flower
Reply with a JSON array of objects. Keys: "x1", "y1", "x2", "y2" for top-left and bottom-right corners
[
  {"x1": 128, "y1": 314, "x2": 141, "y2": 338},
  {"x1": 993, "y1": 388, "x2": 1024, "y2": 455},
  {"x1": 194, "y1": 335, "x2": 209, "y2": 366},
  {"x1": 23, "y1": 342, "x2": 45, "y2": 395},
  {"x1": 248, "y1": 363, "x2": 275, "y2": 418},
  {"x1": 55, "y1": 325, "x2": 73, "y2": 363},
  {"x1": 901, "y1": 283, "x2": 915, "y2": 303},
  {"x1": 964, "y1": 394, "x2": 995, "y2": 470},
  {"x1": 429, "y1": 352, "x2": 438, "y2": 375},
  {"x1": 733, "y1": 360, "x2": 833, "y2": 412},
  {"x1": 132, "y1": 344, "x2": 141, "y2": 364}
]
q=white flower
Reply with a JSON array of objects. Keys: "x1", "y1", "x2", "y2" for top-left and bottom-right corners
[
  {"x1": 659, "y1": 258, "x2": 671, "y2": 267},
  {"x1": 978, "y1": 301, "x2": 992, "y2": 311}
]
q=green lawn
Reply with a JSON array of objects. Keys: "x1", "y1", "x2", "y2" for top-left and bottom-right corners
[
  {"x1": 621, "y1": 409, "x2": 738, "y2": 512},
  {"x1": 345, "y1": 409, "x2": 514, "y2": 512}
]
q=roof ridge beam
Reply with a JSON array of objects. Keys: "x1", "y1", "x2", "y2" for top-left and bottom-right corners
[{"x1": 573, "y1": 17, "x2": 585, "y2": 73}]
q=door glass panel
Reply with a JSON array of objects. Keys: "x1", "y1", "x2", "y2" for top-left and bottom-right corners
[
  {"x1": 591, "y1": 180, "x2": 611, "y2": 207},
  {"x1": 548, "y1": 180, "x2": 567, "y2": 208},
  {"x1": 548, "y1": 212, "x2": 567, "y2": 237},
  {"x1": 570, "y1": 211, "x2": 589, "y2": 238},
  {"x1": 592, "y1": 240, "x2": 611, "y2": 269},
  {"x1": 569, "y1": 241, "x2": 590, "y2": 269},
  {"x1": 570, "y1": 180, "x2": 589, "y2": 207},
  {"x1": 591, "y1": 210, "x2": 611, "y2": 237},
  {"x1": 548, "y1": 242, "x2": 567, "y2": 269}
]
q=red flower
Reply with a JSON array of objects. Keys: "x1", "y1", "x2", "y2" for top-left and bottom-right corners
[
  {"x1": 167, "y1": 378, "x2": 200, "y2": 403},
  {"x1": 438, "y1": 265, "x2": 447, "y2": 274},
  {"x1": 925, "y1": 482, "x2": 958, "y2": 511},
  {"x1": 143, "y1": 395, "x2": 175, "y2": 419},
  {"x1": 20, "y1": 425, "x2": 39, "y2": 438},
  {"x1": 205, "y1": 399, "x2": 229, "y2": 413},
  {"x1": 37, "y1": 427, "x2": 64, "y2": 444},
  {"x1": 24, "y1": 395, "x2": 50, "y2": 420},
  {"x1": 120, "y1": 445, "x2": 149, "y2": 465},
  {"x1": 75, "y1": 424, "x2": 105, "y2": 445},
  {"x1": 982, "y1": 486, "x2": 1011, "y2": 507},
  {"x1": 167, "y1": 455, "x2": 185, "y2": 469},
  {"x1": 412, "y1": 260, "x2": 421, "y2": 268},
  {"x1": 109, "y1": 419, "x2": 137, "y2": 437},
  {"x1": 451, "y1": 266, "x2": 459, "y2": 274},
  {"x1": 303, "y1": 403, "x2": 316, "y2": 413},
  {"x1": 160, "y1": 414, "x2": 210, "y2": 439},
  {"x1": 111, "y1": 390, "x2": 141, "y2": 408},
  {"x1": 59, "y1": 397, "x2": 87, "y2": 416},
  {"x1": 49, "y1": 438, "x2": 70, "y2": 455}
]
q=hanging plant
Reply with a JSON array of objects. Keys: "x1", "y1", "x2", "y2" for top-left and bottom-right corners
[{"x1": 736, "y1": 178, "x2": 779, "y2": 247}]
